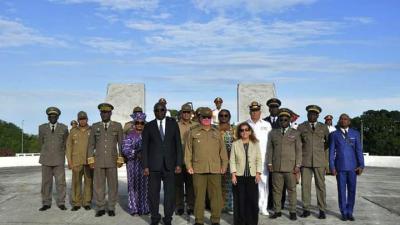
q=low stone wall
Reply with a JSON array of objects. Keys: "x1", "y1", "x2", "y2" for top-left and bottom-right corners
[{"x1": 1, "y1": 155, "x2": 399, "y2": 168}]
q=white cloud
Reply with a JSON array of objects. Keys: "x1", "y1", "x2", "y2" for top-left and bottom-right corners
[
  {"x1": 0, "y1": 18, "x2": 67, "y2": 48},
  {"x1": 32, "y1": 60, "x2": 84, "y2": 66},
  {"x1": 344, "y1": 17, "x2": 374, "y2": 24},
  {"x1": 51, "y1": 0, "x2": 159, "y2": 11},
  {"x1": 126, "y1": 17, "x2": 343, "y2": 51},
  {"x1": 81, "y1": 37, "x2": 136, "y2": 54},
  {"x1": 193, "y1": 0, "x2": 317, "y2": 14}
]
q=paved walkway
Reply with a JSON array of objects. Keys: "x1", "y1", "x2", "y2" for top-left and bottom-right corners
[{"x1": 0, "y1": 166, "x2": 399, "y2": 225}]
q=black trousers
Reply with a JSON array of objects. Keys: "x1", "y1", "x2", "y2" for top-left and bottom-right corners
[
  {"x1": 268, "y1": 173, "x2": 286, "y2": 209},
  {"x1": 175, "y1": 165, "x2": 194, "y2": 210},
  {"x1": 233, "y1": 176, "x2": 259, "y2": 225},
  {"x1": 149, "y1": 165, "x2": 175, "y2": 223}
]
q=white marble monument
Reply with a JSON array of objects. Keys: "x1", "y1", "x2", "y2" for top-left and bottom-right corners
[
  {"x1": 105, "y1": 83, "x2": 145, "y2": 125},
  {"x1": 237, "y1": 83, "x2": 277, "y2": 122}
]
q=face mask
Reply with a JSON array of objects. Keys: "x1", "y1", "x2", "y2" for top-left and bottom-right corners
[{"x1": 200, "y1": 118, "x2": 212, "y2": 126}]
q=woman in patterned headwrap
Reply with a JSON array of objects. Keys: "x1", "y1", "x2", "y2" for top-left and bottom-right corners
[
  {"x1": 121, "y1": 112, "x2": 149, "y2": 215},
  {"x1": 218, "y1": 109, "x2": 236, "y2": 214}
]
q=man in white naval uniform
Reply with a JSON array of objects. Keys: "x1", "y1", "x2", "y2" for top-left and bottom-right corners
[
  {"x1": 246, "y1": 101, "x2": 272, "y2": 216},
  {"x1": 324, "y1": 115, "x2": 336, "y2": 133}
]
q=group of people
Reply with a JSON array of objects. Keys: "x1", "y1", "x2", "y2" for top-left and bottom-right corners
[{"x1": 38, "y1": 96, "x2": 365, "y2": 225}]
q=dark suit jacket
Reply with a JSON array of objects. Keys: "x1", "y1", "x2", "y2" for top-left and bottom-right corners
[
  {"x1": 264, "y1": 116, "x2": 281, "y2": 129},
  {"x1": 142, "y1": 117, "x2": 182, "y2": 172},
  {"x1": 329, "y1": 128, "x2": 365, "y2": 172}
]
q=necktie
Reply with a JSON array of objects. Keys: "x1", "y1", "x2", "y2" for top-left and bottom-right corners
[
  {"x1": 344, "y1": 130, "x2": 348, "y2": 137},
  {"x1": 311, "y1": 123, "x2": 315, "y2": 131},
  {"x1": 104, "y1": 123, "x2": 108, "y2": 131},
  {"x1": 281, "y1": 129, "x2": 285, "y2": 136},
  {"x1": 159, "y1": 121, "x2": 165, "y2": 141},
  {"x1": 51, "y1": 125, "x2": 55, "y2": 133}
]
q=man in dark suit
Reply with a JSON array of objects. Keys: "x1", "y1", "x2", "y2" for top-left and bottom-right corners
[
  {"x1": 329, "y1": 113, "x2": 364, "y2": 221},
  {"x1": 142, "y1": 102, "x2": 183, "y2": 225}
]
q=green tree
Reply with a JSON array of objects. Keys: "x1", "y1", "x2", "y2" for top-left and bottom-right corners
[
  {"x1": 351, "y1": 110, "x2": 400, "y2": 156},
  {"x1": 0, "y1": 120, "x2": 40, "y2": 155}
]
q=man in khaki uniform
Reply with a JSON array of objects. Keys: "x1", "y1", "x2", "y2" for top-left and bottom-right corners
[
  {"x1": 176, "y1": 103, "x2": 198, "y2": 215},
  {"x1": 87, "y1": 103, "x2": 124, "y2": 217},
  {"x1": 267, "y1": 108, "x2": 302, "y2": 221},
  {"x1": 123, "y1": 106, "x2": 143, "y2": 135},
  {"x1": 297, "y1": 105, "x2": 329, "y2": 219},
  {"x1": 66, "y1": 111, "x2": 93, "y2": 211},
  {"x1": 38, "y1": 107, "x2": 69, "y2": 211},
  {"x1": 185, "y1": 107, "x2": 228, "y2": 225}
]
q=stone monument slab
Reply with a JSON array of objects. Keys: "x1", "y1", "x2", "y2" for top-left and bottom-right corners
[
  {"x1": 105, "y1": 83, "x2": 145, "y2": 125},
  {"x1": 237, "y1": 83, "x2": 276, "y2": 122}
]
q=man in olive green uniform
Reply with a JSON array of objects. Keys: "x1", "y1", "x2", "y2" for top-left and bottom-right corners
[
  {"x1": 176, "y1": 103, "x2": 198, "y2": 215},
  {"x1": 66, "y1": 111, "x2": 93, "y2": 211},
  {"x1": 267, "y1": 108, "x2": 302, "y2": 221},
  {"x1": 123, "y1": 106, "x2": 143, "y2": 135},
  {"x1": 185, "y1": 107, "x2": 228, "y2": 225},
  {"x1": 87, "y1": 103, "x2": 124, "y2": 217},
  {"x1": 297, "y1": 105, "x2": 329, "y2": 219},
  {"x1": 38, "y1": 107, "x2": 69, "y2": 211}
]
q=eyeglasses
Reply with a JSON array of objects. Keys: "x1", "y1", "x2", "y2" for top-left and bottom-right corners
[
  {"x1": 201, "y1": 116, "x2": 212, "y2": 119},
  {"x1": 240, "y1": 128, "x2": 250, "y2": 132},
  {"x1": 219, "y1": 114, "x2": 229, "y2": 118},
  {"x1": 279, "y1": 118, "x2": 289, "y2": 122},
  {"x1": 135, "y1": 121, "x2": 145, "y2": 125},
  {"x1": 182, "y1": 111, "x2": 191, "y2": 114},
  {"x1": 154, "y1": 108, "x2": 166, "y2": 112}
]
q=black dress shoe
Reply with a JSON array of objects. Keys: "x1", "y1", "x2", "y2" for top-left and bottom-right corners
[
  {"x1": 83, "y1": 205, "x2": 91, "y2": 210},
  {"x1": 95, "y1": 210, "x2": 105, "y2": 217},
  {"x1": 150, "y1": 222, "x2": 159, "y2": 225},
  {"x1": 39, "y1": 205, "x2": 51, "y2": 211},
  {"x1": 193, "y1": 223, "x2": 204, "y2": 225},
  {"x1": 71, "y1": 206, "x2": 81, "y2": 211},
  {"x1": 348, "y1": 215, "x2": 355, "y2": 221},
  {"x1": 269, "y1": 212, "x2": 282, "y2": 219},
  {"x1": 341, "y1": 215, "x2": 348, "y2": 221},
  {"x1": 300, "y1": 210, "x2": 310, "y2": 218},
  {"x1": 175, "y1": 208, "x2": 184, "y2": 215},
  {"x1": 58, "y1": 205, "x2": 67, "y2": 210},
  {"x1": 187, "y1": 208, "x2": 194, "y2": 215},
  {"x1": 108, "y1": 210, "x2": 115, "y2": 216},
  {"x1": 289, "y1": 212, "x2": 297, "y2": 221},
  {"x1": 318, "y1": 210, "x2": 326, "y2": 219},
  {"x1": 211, "y1": 223, "x2": 220, "y2": 225}
]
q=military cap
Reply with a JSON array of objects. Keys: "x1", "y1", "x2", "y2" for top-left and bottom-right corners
[
  {"x1": 158, "y1": 98, "x2": 167, "y2": 104},
  {"x1": 306, "y1": 105, "x2": 322, "y2": 114},
  {"x1": 198, "y1": 107, "x2": 212, "y2": 117},
  {"x1": 214, "y1": 97, "x2": 223, "y2": 103},
  {"x1": 324, "y1": 115, "x2": 333, "y2": 120},
  {"x1": 266, "y1": 98, "x2": 281, "y2": 107},
  {"x1": 46, "y1": 107, "x2": 61, "y2": 116},
  {"x1": 195, "y1": 107, "x2": 204, "y2": 116},
  {"x1": 278, "y1": 108, "x2": 292, "y2": 118},
  {"x1": 249, "y1": 101, "x2": 261, "y2": 111},
  {"x1": 77, "y1": 111, "x2": 88, "y2": 119},
  {"x1": 133, "y1": 106, "x2": 143, "y2": 113},
  {"x1": 98, "y1": 103, "x2": 114, "y2": 112},
  {"x1": 70, "y1": 120, "x2": 78, "y2": 126},
  {"x1": 181, "y1": 103, "x2": 192, "y2": 111}
]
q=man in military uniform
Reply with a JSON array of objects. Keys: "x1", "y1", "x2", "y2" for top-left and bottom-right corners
[
  {"x1": 66, "y1": 111, "x2": 93, "y2": 211},
  {"x1": 87, "y1": 103, "x2": 124, "y2": 217},
  {"x1": 297, "y1": 105, "x2": 329, "y2": 219},
  {"x1": 176, "y1": 103, "x2": 198, "y2": 215},
  {"x1": 123, "y1": 106, "x2": 143, "y2": 135},
  {"x1": 324, "y1": 115, "x2": 336, "y2": 133},
  {"x1": 246, "y1": 101, "x2": 272, "y2": 215},
  {"x1": 38, "y1": 107, "x2": 69, "y2": 211},
  {"x1": 185, "y1": 107, "x2": 228, "y2": 225},
  {"x1": 263, "y1": 98, "x2": 286, "y2": 210},
  {"x1": 267, "y1": 108, "x2": 302, "y2": 221},
  {"x1": 159, "y1": 98, "x2": 172, "y2": 117},
  {"x1": 70, "y1": 120, "x2": 78, "y2": 131},
  {"x1": 212, "y1": 97, "x2": 223, "y2": 125}
]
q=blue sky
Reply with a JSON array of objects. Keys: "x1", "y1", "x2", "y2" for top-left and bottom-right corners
[{"x1": 0, "y1": 0, "x2": 399, "y2": 135}]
